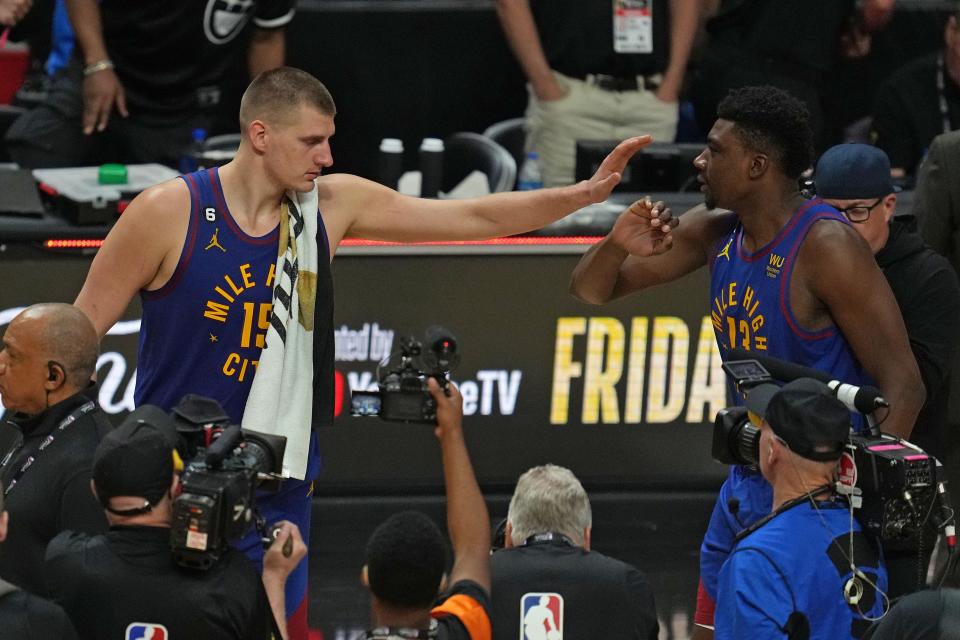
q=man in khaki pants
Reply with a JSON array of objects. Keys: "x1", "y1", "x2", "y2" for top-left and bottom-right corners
[{"x1": 496, "y1": 0, "x2": 700, "y2": 186}]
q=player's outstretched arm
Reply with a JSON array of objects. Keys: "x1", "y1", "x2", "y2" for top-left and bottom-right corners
[{"x1": 327, "y1": 136, "x2": 652, "y2": 245}]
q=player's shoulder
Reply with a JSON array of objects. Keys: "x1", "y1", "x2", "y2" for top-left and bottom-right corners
[
  {"x1": 804, "y1": 213, "x2": 869, "y2": 258},
  {"x1": 315, "y1": 172, "x2": 372, "y2": 195},
  {"x1": 110, "y1": 177, "x2": 191, "y2": 241}
]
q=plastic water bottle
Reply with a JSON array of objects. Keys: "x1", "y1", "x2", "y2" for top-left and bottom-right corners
[
  {"x1": 179, "y1": 127, "x2": 208, "y2": 175},
  {"x1": 518, "y1": 151, "x2": 543, "y2": 190}
]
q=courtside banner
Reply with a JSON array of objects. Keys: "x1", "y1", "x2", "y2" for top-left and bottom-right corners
[{"x1": 0, "y1": 248, "x2": 727, "y2": 492}]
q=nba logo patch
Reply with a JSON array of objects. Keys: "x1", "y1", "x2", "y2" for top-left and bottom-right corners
[
  {"x1": 125, "y1": 622, "x2": 169, "y2": 640},
  {"x1": 520, "y1": 592, "x2": 563, "y2": 640}
]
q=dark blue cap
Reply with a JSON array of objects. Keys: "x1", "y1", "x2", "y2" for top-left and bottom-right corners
[{"x1": 814, "y1": 143, "x2": 898, "y2": 200}]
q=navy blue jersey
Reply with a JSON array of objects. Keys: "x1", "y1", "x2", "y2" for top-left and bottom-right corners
[{"x1": 710, "y1": 198, "x2": 869, "y2": 392}]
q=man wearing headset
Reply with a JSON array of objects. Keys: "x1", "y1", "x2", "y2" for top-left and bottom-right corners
[
  {"x1": 714, "y1": 379, "x2": 888, "y2": 639},
  {"x1": 0, "y1": 303, "x2": 112, "y2": 597}
]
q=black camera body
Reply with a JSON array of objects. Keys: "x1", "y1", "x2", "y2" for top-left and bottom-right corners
[
  {"x1": 713, "y1": 359, "x2": 944, "y2": 547},
  {"x1": 351, "y1": 326, "x2": 460, "y2": 424},
  {"x1": 168, "y1": 395, "x2": 287, "y2": 571}
]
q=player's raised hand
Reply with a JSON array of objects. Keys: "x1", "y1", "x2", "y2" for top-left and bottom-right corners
[
  {"x1": 579, "y1": 135, "x2": 652, "y2": 204},
  {"x1": 609, "y1": 198, "x2": 677, "y2": 257}
]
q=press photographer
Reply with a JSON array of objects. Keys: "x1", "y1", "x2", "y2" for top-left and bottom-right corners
[
  {"x1": 714, "y1": 378, "x2": 888, "y2": 640},
  {"x1": 45, "y1": 404, "x2": 306, "y2": 640}
]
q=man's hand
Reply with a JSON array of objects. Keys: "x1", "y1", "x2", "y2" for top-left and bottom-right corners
[
  {"x1": 82, "y1": 68, "x2": 128, "y2": 134},
  {"x1": 428, "y1": 377, "x2": 463, "y2": 441},
  {"x1": 532, "y1": 76, "x2": 566, "y2": 102},
  {"x1": 579, "y1": 135, "x2": 653, "y2": 204},
  {"x1": 263, "y1": 520, "x2": 307, "y2": 581},
  {"x1": 610, "y1": 198, "x2": 678, "y2": 257},
  {"x1": 0, "y1": 0, "x2": 31, "y2": 26}
]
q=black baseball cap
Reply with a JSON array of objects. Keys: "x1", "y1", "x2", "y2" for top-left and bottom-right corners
[
  {"x1": 745, "y1": 379, "x2": 851, "y2": 462},
  {"x1": 814, "y1": 143, "x2": 900, "y2": 200},
  {"x1": 92, "y1": 405, "x2": 178, "y2": 515}
]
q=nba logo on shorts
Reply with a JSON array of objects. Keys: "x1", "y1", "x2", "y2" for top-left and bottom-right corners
[
  {"x1": 520, "y1": 592, "x2": 563, "y2": 640},
  {"x1": 125, "y1": 622, "x2": 169, "y2": 640}
]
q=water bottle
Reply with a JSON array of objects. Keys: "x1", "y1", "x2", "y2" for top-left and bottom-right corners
[
  {"x1": 377, "y1": 138, "x2": 404, "y2": 189},
  {"x1": 419, "y1": 137, "x2": 445, "y2": 198},
  {"x1": 518, "y1": 151, "x2": 543, "y2": 190},
  {"x1": 179, "y1": 127, "x2": 208, "y2": 175}
]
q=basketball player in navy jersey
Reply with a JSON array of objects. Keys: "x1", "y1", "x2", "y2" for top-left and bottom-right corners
[
  {"x1": 73, "y1": 67, "x2": 651, "y2": 640},
  {"x1": 570, "y1": 85, "x2": 924, "y2": 638}
]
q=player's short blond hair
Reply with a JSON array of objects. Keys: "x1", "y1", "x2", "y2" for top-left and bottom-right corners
[{"x1": 239, "y1": 67, "x2": 336, "y2": 130}]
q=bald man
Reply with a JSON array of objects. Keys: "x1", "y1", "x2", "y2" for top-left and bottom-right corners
[{"x1": 0, "y1": 303, "x2": 112, "y2": 597}]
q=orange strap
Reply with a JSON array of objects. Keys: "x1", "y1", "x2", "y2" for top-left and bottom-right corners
[{"x1": 431, "y1": 594, "x2": 491, "y2": 640}]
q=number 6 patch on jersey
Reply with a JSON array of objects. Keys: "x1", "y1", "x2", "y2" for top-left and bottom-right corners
[{"x1": 520, "y1": 592, "x2": 563, "y2": 640}]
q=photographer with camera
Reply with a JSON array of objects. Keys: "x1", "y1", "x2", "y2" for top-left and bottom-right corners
[
  {"x1": 45, "y1": 406, "x2": 306, "y2": 640},
  {"x1": 715, "y1": 379, "x2": 888, "y2": 639},
  {"x1": 361, "y1": 379, "x2": 491, "y2": 639}
]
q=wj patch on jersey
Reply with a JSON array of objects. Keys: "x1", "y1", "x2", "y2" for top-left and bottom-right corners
[
  {"x1": 520, "y1": 592, "x2": 563, "y2": 640},
  {"x1": 125, "y1": 622, "x2": 169, "y2": 640}
]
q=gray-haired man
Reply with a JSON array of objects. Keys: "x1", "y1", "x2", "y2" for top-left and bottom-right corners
[{"x1": 490, "y1": 464, "x2": 659, "y2": 640}]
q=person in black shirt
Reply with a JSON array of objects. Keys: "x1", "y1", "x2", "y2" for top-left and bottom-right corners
[
  {"x1": 4, "y1": 0, "x2": 295, "y2": 168},
  {"x1": 490, "y1": 464, "x2": 659, "y2": 640},
  {"x1": 0, "y1": 480, "x2": 79, "y2": 640},
  {"x1": 45, "y1": 405, "x2": 307, "y2": 640},
  {"x1": 0, "y1": 303, "x2": 111, "y2": 598},
  {"x1": 495, "y1": 0, "x2": 700, "y2": 186},
  {"x1": 871, "y1": 11, "x2": 960, "y2": 179},
  {"x1": 692, "y1": 0, "x2": 893, "y2": 149},
  {"x1": 362, "y1": 380, "x2": 492, "y2": 640}
]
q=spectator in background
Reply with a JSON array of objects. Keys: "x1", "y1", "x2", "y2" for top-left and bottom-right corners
[
  {"x1": 0, "y1": 303, "x2": 111, "y2": 598},
  {"x1": 0, "y1": 481, "x2": 78, "y2": 640},
  {"x1": 692, "y1": 0, "x2": 893, "y2": 150},
  {"x1": 4, "y1": 0, "x2": 294, "y2": 169},
  {"x1": 362, "y1": 380, "x2": 491, "y2": 639},
  {"x1": 910, "y1": 127, "x2": 960, "y2": 520},
  {"x1": 495, "y1": 0, "x2": 700, "y2": 186},
  {"x1": 871, "y1": 10, "x2": 960, "y2": 179},
  {"x1": 0, "y1": 0, "x2": 30, "y2": 26},
  {"x1": 489, "y1": 464, "x2": 659, "y2": 640}
]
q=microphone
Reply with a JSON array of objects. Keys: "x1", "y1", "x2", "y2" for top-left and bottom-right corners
[{"x1": 726, "y1": 349, "x2": 888, "y2": 415}]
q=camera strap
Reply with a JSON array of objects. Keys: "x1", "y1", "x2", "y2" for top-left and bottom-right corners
[
  {"x1": 0, "y1": 401, "x2": 96, "y2": 497},
  {"x1": 363, "y1": 618, "x2": 439, "y2": 640},
  {"x1": 734, "y1": 484, "x2": 834, "y2": 543}
]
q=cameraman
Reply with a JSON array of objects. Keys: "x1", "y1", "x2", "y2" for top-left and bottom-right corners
[
  {"x1": 45, "y1": 406, "x2": 307, "y2": 640},
  {"x1": 361, "y1": 379, "x2": 491, "y2": 639},
  {"x1": 715, "y1": 379, "x2": 888, "y2": 639}
]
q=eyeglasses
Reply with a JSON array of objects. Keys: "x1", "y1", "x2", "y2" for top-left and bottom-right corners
[{"x1": 833, "y1": 198, "x2": 883, "y2": 223}]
